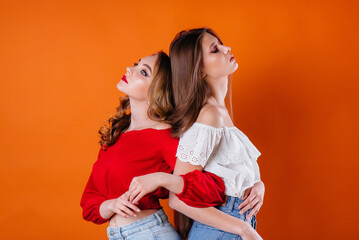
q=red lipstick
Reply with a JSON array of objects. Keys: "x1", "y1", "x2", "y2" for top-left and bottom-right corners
[{"x1": 121, "y1": 75, "x2": 128, "y2": 84}]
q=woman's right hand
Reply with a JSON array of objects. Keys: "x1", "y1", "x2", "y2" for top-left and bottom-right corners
[
  {"x1": 107, "y1": 191, "x2": 141, "y2": 218},
  {"x1": 239, "y1": 221, "x2": 263, "y2": 240}
]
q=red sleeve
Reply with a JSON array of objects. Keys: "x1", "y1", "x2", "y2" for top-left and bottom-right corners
[
  {"x1": 80, "y1": 150, "x2": 109, "y2": 224},
  {"x1": 175, "y1": 170, "x2": 225, "y2": 207}
]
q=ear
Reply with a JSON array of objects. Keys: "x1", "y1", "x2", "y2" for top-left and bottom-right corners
[{"x1": 201, "y1": 71, "x2": 207, "y2": 78}]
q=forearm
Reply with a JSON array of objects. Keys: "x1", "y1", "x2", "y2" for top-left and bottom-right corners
[
  {"x1": 158, "y1": 172, "x2": 184, "y2": 194},
  {"x1": 169, "y1": 192, "x2": 247, "y2": 235}
]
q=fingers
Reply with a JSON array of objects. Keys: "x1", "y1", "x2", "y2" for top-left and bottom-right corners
[
  {"x1": 238, "y1": 196, "x2": 251, "y2": 211},
  {"x1": 122, "y1": 198, "x2": 141, "y2": 213},
  {"x1": 119, "y1": 204, "x2": 136, "y2": 217},
  {"x1": 120, "y1": 193, "x2": 141, "y2": 212},
  {"x1": 112, "y1": 204, "x2": 133, "y2": 218},
  {"x1": 238, "y1": 191, "x2": 255, "y2": 212},
  {"x1": 241, "y1": 188, "x2": 251, "y2": 201},
  {"x1": 132, "y1": 191, "x2": 146, "y2": 204},
  {"x1": 122, "y1": 191, "x2": 131, "y2": 200},
  {"x1": 129, "y1": 187, "x2": 141, "y2": 203},
  {"x1": 113, "y1": 197, "x2": 141, "y2": 218},
  {"x1": 128, "y1": 181, "x2": 138, "y2": 195},
  {"x1": 129, "y1": 177, "x2": 141, "y2": 193},
  {"x1": 113, "y1": 208, "x2": 129, "y2": 218},
  {"x1": 246, "y1": 201, "x2": 262, "y2": 221},
  {"x1": 239, "y1": 196, "x2": 260, "y2": 215}
]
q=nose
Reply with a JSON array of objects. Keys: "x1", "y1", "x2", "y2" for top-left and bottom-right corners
[
  {"x1": 219, "y1": 45, "x2": 231, "y2": 54},
  {"x1": 224, "y1": 46, "x2": 231, "y2": 54},
  {"x1": 126, "y1": 67, "x2": 132, "y2": 75}
]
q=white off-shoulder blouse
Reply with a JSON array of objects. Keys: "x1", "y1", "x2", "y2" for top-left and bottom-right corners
[{"x1": 176, "y1": 122, "x2": 261, "y2": 198}]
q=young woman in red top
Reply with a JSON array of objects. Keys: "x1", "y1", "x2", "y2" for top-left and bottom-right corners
[{"x1": 80, "y1": 51, "x2": 226, "y2": 240}]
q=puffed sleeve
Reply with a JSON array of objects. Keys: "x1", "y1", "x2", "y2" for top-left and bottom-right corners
[
  {"x1": 175, "y1": 170, "x2": 225, "y2": 207},
  {"x1": 80, "y1": 150, "x2": 109, "y2": 224},
  {"x1": 176, "y1": 123, "x2": 222, "y2": 167}
]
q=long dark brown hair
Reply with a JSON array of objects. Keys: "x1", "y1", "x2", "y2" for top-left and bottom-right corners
[
  {"x1": 99, "y1": 51, "x2": 173, "y2": 149},
  {"x1": 170, "y1": 28, "x2": 233, "y2": 239},
  {"x1": 169, "y1": 28, "x2": 225, "y2": 138}
]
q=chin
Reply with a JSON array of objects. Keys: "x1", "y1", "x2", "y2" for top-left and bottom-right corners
[
  {"x1": 229, "y1": 63, "x2": 238, "y2": 74},
  {"x1": 117, "y1": 82, "x2": 126, "y2": 92}
]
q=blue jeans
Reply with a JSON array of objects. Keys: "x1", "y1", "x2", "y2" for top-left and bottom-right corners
[
  {"x1": 107, "y1": 209, "x2": 181, "y2": 240},
  {"x1": 188, "y1": 196, "x2": 257, "y2": 240}
]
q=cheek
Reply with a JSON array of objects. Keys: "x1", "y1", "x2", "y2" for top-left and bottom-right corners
[
  {"x1": 204, "y1": 56, "x2": 229, "y2": 77},
  {"x1": 128, "y1": 76, "x2": 151, "y2": 100}
]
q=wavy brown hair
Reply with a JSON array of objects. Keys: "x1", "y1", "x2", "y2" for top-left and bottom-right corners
[
  {"x1": 99, "y1": 51, "x2": 173, "y2": 150},
  {"x1": 169, "y1": 28, "x2": 224, "y2": 138}
]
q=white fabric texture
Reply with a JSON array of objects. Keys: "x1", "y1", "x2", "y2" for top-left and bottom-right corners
[{"x1": 176, "y1": 122, "x2": 261, "y2": 198}]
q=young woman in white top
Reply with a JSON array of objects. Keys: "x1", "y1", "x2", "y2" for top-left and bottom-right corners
[{"x1": 127, "y1": 28, "x2": 265, "y2": 240}]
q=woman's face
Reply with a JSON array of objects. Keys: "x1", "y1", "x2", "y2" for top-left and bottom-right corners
[
  {"x1": 201, "y1": 33, "x2": 238, "y2": 80},
  {"x1": 117, "y1": 54, "x2": 157, "y2": 101}
]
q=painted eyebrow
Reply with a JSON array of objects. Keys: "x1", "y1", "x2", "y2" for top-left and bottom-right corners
[
  {"x1": 143, "y1": 64, "x2": 152, "y2": 74},
  {"x1": 138, "y1": 59, "x2": 152, "y2": 74}
]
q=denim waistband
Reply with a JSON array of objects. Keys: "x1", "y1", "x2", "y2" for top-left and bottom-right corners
[
  {"x1": 107, "y1": 209, "x2": 168, "y2": 238},
  {"x1": 219, "y1": 195, "x2": 247, "y2": 212}
]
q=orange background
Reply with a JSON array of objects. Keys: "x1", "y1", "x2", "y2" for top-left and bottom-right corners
[{"x1": 1, "y1": 0, "x2": 358, "y2": 239}]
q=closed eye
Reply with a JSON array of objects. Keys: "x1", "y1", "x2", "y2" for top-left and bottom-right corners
[
  {"x1": 211, "y1": 42, "x2": 220, "y2": 53},
  {"x1": 212, "y1": 47, "x2": 219, "y2": 53}
]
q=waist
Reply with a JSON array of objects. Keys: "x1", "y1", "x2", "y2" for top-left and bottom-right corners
[
  {"x1": 109, "y1": 209, "x2": 159, "y2": 227},
  {"x1": 204, "y1": 165, "x2": 257, "y2": 198},
  {"x1": 107, "y1": 209, "x2": 169, "y2": 238},
  {"x1": 217, "y1": 195, "x2": 257, "y2": 223},
  {"x1": 220, "y1": 195, "x2": 246, "y2": 209}
]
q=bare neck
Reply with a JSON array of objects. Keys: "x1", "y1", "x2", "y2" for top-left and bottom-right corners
[
  {"x1": 126, "y1": 98, "x2": 161, "y2": 131},
  {"x1": 206, "y1": 75, "x2": 228, "y2": 107}
]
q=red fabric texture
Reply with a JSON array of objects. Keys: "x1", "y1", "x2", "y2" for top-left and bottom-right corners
[
  {"x1": 80, "y1": 128, "x2": 225, "y2": 224},
  {"x1": 176, "y1": 170, "x2": 225, "y2": 207}
]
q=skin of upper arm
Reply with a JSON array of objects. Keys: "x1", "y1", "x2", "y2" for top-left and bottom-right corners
[
  {"x1": 196, "y1": 104, "x2": 223, "y2": 128},
  {"x1": 173, "y1": 158, "x2": 203, "y2": 175}
]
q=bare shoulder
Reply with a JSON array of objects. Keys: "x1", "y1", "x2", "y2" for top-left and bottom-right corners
[{"x1": 196, "y1": 104, "x2": 223, "y2": 128}]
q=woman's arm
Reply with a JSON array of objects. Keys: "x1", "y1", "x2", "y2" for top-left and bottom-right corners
[
  {"x1": 128, "y1": 167, "x2": 225, "y2": 207},
  {"x1": 128, "y1": 172, "x2": 184, "y2": 203},
  {"x1": 128, "y1": 164, "x2": 264, "y2": 217},
  {"x1": 168, "y1": 160, "x2": 262, "y2": 240}
]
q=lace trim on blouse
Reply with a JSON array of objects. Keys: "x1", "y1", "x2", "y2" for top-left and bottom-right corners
[{"x1": 176, "y1": 122, "x2": 261, "y2": 197}]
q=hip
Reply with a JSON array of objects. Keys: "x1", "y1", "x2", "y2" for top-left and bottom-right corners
[
  {"x1": 107, "y1": 209, "x2": 181, "y2": 240},
  {"x1": 188, "y1": 196, "x2": 257, "y2": 240}
]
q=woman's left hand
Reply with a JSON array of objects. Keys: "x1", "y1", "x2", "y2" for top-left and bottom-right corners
[
  {"x1": 128, "y1": 172, "x2": 163, "y2": 204},
  {"x1": 238, "y1": 180, "x2": 265, "y2": 221}
]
